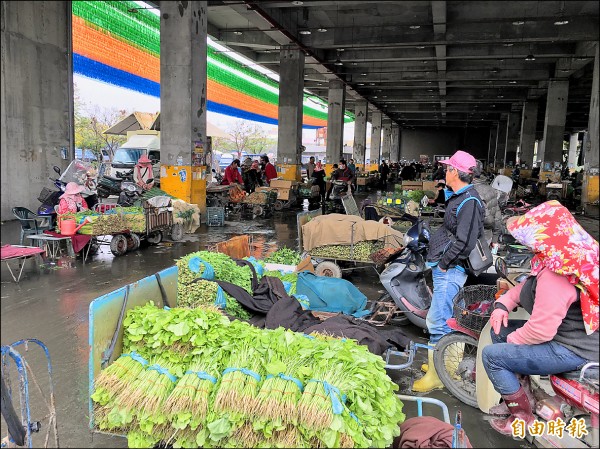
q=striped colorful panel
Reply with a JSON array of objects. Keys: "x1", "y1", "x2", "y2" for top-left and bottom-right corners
[{"x1": 71, "y1": 1, "x2": 354, "y2": 128}]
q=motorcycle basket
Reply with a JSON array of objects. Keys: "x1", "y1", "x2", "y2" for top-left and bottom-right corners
[
  {"x1": 37, "y1": 187, "x2": 59, "y2": 204},
  {"x1": 452, "y1": 285, "x2": 497, "y2": 332}
]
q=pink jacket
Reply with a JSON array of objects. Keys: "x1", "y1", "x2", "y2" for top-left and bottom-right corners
[{"x1": 496, "y1": 268, "x2": 578, "y2": 345}]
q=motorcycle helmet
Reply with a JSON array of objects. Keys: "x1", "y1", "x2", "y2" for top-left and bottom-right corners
[{"x1": 403, "y1": 219, "x2": 430, "y2": 250}]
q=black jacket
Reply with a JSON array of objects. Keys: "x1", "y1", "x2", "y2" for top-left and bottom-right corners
[{"x1": 426, "y1": 185, "x2": 484, "y2": 270}]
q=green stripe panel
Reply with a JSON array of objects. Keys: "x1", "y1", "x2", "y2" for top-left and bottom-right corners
[{"x1": 72, "y1": 1, "x2": 353, "y2": 122}]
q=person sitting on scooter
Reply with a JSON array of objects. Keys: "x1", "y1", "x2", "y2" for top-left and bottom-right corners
[
  {"x1": 326, "y1": 159, "x2": 354, "y2": 200},
  {"x1": 57, "y1": 182, "x2": 89, "y2": 214},
  {"x1": 482, "y1": 200, "x2": 599, "y2": 437},
  {"x1": 133, "y1": 154, "x2": 155, "y2": 191},
  {"x1": 412, "y1": 150, "x2": 484, "y2": 393}
]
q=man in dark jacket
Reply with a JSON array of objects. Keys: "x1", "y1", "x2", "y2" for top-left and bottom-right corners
[{"x1": 413, "y1": 150, "x2": 484, "y2": 393}]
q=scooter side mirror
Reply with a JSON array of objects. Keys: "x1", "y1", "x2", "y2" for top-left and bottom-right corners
[
  {"x1": 212, "y1": 169, "x2": 216, "y2": 173},
  {"x1": 494, "y1": 257, "x2": 514, "y2": 285},
  {"x1": 53, "y1": 166, "x2": 62, "y2": 175}
]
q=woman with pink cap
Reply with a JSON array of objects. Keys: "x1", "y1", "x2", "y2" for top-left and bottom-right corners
[
  {"x1": 133, "y1": 154, "x2": 155, "y2": 190},
  {"x1": 57, "y1": 182, "x2": 89, "y2": 214}
]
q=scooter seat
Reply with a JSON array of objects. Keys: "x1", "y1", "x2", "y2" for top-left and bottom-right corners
[
  {"x1": 559, "y1": 366, "x2": 599, "y2": 381},
  {"x1": 103, "y1": 175, "x2": 123, "y2": 182}
]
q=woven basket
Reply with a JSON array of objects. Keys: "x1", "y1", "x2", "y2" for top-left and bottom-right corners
[{"x1": 452, "y1": 285, "x2": 497, "y2": 332}]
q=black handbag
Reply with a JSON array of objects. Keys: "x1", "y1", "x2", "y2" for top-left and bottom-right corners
[{"x1": 465, "y1": 221, "x2": 493, "y2": 276}]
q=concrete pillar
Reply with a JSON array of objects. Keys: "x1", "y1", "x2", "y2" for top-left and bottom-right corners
[
  {"x1": 539, "y1": 79, "x2": 569, "y2": 169},
  {"x1": 370, "y1": 111, "x2": 382, "y2": 166},
  {"x1": 352, "y1": 100, "x2": 368, "y2": 168},
  {"x1": 325, "y1": 79, "x2": 345, "y2": 168},
  {"x1": 159, "y1": 1, "x2": 208, "y2": 208},
  {"x1": 277, "y1": 45, "x2": 305, "y2": 180},
  {"x1": 487, "y1": 125, "x2": 498, "y2": 168},
  {"x1": 568, "y1": 133, "x2": 580, "y2": 169},
  {"x1": 1, "y1": 1, "x2": 71, "y2": 220},
  {"x1": 495, "y1": 117, "x2": 507, "y2": 170},
  {"x1": 505, "y1": 111, "x2": 521, "y2": 166},
  {"x1": 519, "y1": 101, "x2": 538, "y2": 167},
  {"x1": 391, "y1": 124, "x2": 401, "y2": 162},
  {"x1": 582, "y1": 44, "x2": 599, "y2": 208},
  {"x1": 381, "y1": 119, "x2": 392, "y2": 162}
]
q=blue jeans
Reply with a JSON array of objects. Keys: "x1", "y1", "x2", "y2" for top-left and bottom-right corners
[
  {"x1": 426, "y1": 266, "x2": 468, "y2": 344},
  {"x1": 482, "y1": 320, "x2": 588, "y2": 395}
]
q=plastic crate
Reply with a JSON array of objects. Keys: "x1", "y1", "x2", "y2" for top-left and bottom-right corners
[{"x1": 206, "y1": 207, "x2": 225, "y2": 227}]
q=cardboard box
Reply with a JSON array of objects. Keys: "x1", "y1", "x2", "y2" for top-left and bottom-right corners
[
  {"x1": 270, "y1": 179, "x2": 293, "y2": 189},
  {"x1": 422, "y1": 181, "x2": 436, "y2": 192},
  {"x1": 357, "y1": 177, "x2": 368, "y2": 185},
  {"x1": 402, "y1": 181, "x2": 423, "y2": 190},
  {"x1": 276, "y1": 188, "x2": 291, "y2": 201}
]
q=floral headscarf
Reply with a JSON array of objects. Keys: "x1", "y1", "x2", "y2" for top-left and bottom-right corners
[
  {"x1": 314, "y1": 162, "x2": 324, "y2": 172},
  {"x1": 508, "y1": 200, "x2": 599, "y2": 334}
]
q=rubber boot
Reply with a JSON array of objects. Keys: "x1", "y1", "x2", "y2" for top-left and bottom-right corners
[
  {"x1": 421, "y1": 341, "x2": 463, "y2": 375},
  {"x1": 489, "y1": 387, "x2": 535, "y2": 436},
  {"x1": 412, "y1": 347, "x2": 444, "y2": 393},
  {"x1": 488, "y1": 376, "x2": 536, "y2": 416}
]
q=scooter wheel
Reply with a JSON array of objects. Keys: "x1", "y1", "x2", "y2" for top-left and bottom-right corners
[
  {"x1": 433, "y1": 332, "x2": 479, "y2": 408},
  {"x1": 110, "y1": 234, "x2": 128, "y2": 256},
  {"x1": 274, "y1": 200, "x2": 284, "y2": 211},
  {"x1": 253, "y1": 205, "x2": 264, "y2": 216},
  {"x1": 315, "y1": 261, "x2": 342, "y2": 278}
]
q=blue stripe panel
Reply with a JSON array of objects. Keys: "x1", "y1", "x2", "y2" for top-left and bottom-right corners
[
  {"x1": 73, "y1": 53, "x2": 321, "y2": 129},
  {"x1": 73, "y1": 54, "x2": 160, "y2": 97}
]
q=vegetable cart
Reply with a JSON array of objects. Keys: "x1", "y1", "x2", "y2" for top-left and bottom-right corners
[
  {"x1": 241, "y1": 188, "x2": 278, "y2": 217},
  {"x1": 296, "y1": 209, "x2": 394, "y2": 278},
  {"x1": 76, "y1": 200, "x2": 183, "y2": 257}
]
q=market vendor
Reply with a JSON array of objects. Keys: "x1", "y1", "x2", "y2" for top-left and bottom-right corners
[
  {"x1": 133, "y1": 154, "x2": 155, "y2": 190},
  {"x1": 482, "y1": 201, "x2": 599, "y2": 436},
  {"x1": 221, "y1": 159, "x2": 243, "y2": 185},
  {"x1": 57, "y1": 182, "x2": 89, "y2": 214},
  {"x1": 311, "y1": 161, "x2": 326, "y2": 200},
  {"x1": 428, "y1": 182, "x2": 447, "y2": 205},
  {"x1": 260, "y1": 155, "x2": 277, "y2": 185},
  {"x1": 326, "y1": 159, "x2": 355, "y2": 200}
]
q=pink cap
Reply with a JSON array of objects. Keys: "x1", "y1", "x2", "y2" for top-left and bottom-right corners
[{"x1": 439, "y1": 150, "x2": 477, "y2": 174}]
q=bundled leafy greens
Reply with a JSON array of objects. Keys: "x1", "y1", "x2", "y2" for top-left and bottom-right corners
[{"x1": 92, "y1": 303, "x2": 405, "y2": 448}]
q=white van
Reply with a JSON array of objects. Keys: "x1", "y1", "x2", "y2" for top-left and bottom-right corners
[{"x1": 111, "y1": 134, "x2": 161, "y2": 183}]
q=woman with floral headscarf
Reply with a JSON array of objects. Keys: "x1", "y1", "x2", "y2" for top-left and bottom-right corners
[{"x1": 482, "y1": 201, "x2": 599, "y2": 436}]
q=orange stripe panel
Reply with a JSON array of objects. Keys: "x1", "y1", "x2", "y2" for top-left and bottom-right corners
[{"x1": 73, "y1": 16, "x2": 160, "y2": 83}]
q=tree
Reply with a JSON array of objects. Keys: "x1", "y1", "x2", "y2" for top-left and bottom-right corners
[
  {"x1": 73, "y1": 82, "x2": 127, "y2": 161},
  {"x1": 226, "y1": 120, "x2": 271, "y2": 157}
]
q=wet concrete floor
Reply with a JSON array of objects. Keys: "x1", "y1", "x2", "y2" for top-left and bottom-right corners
[{"x1": 1, "y1": 193, "x2": 598, "y2": 448}]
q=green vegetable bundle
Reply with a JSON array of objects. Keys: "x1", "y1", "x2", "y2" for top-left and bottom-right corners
[
  {"x1": 263, "y1": 270, "x2": 298, "y2": 295},
  {"x1": 92, "y1": 303, "x2": 405, "y2": 448},
  {"x1": 177, "y1": 251, "x2": 255, "y2": 319},
  {"x1": 309, "y1": 241, "x2": 383, "y2": 261},
  {"x1": 264, "y1": 247, "x2": 302, "y2": 265}
]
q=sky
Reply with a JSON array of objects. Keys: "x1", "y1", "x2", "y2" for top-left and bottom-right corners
[{"x1": 74, "y1": 1, "x2": 363, "y2": 147}]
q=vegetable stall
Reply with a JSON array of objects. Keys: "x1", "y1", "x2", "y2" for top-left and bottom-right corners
[{"x1": 88, "y1": 248, "x2": 408, "y2": 448}]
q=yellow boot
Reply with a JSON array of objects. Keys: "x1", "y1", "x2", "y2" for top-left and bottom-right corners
[
  {"x1": 412, "y1": 347, "x2": 443, "y2": 393},
  {"x1": 421, "y1": 363, "x2": 429, "y2": 373}
]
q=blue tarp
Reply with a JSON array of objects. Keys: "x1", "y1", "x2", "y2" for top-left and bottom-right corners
[{"x1": 296, "y1": 272, "x2": 370, "y2": 318}]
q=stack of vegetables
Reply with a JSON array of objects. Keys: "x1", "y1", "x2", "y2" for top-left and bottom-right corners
[
  {"x1": 63, "y1": 206, "x2": 146, "y2": 235},
  {"x1": 176, "y1": 250, "x2": 302, "y2": 314},
  {"x1": 91, "y1": 303, "x2": 405, "y2": 448},
  {"x1": 308, "y1": 241, "x2": 384, "y2": 262},
  {"x1": 177, "y1": 251, "x2": 255, "y2": 319},
  {"x1": 264, "y1": 247, "x2": 302, "y2": 266}
]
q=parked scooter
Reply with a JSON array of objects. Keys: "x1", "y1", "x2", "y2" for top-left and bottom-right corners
[
  {"x1": 37, "y1": 165, "x2": 98, "y2": 226},
  {"x1": 117, "y1": 181, "x2": 143, "y2": 207},
  {"x1": 379, "y1": 217, "x2": 432, "y2": 329},
  {"x1": 97, "y1": 169, "x2": 134, "y2": 199},
  {"x1": 325, "y1": 180, "x2": 351, "y2": 214}
]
